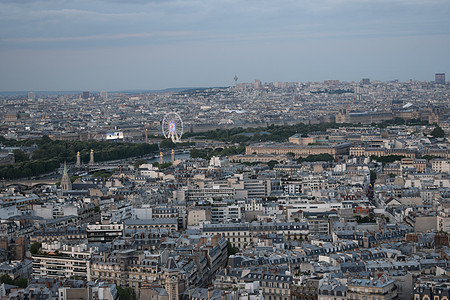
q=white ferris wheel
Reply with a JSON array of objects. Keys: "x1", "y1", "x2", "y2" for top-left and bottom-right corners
[{"x1": 162, "y1": 112, "x2": 183, "y2": 143}]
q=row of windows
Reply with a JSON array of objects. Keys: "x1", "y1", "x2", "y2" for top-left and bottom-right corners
[
  {"x1": 93, "y1": 272, "x2": 156, "y2": 280},
  {"x1": 262, "y1": 282, "x2": 290, "y2": 289}
]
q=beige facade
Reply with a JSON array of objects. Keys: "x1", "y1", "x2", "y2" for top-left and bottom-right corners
[
  {"x1": 187, "y1": 209, "x2": 211, "y2": 226},
  {"x1": 350, "y1": 146, "x2": 416, "y2": 158},
  {"x1": 229, "y1": 154, "x2": 287, "y2": 163},
  {"x1": 432, "y1": 159, "x2": 450, "y2": 173},
  {"x1": 347, "y1": 279, "x2": 397, "y2": 300},
  {"x1": 246, "y1": 143, "x2": 350, "y2": 158},
  {"x1": 423, "y1": 149, "x2": 450, "y2": 159},
  {"x1": 401, "y1": 158, "x2": 427, "y2": 173},
  {"x1": 90, "y1": 251, "x2": 161, "y2": 294},
  {"x1": 289, "y1": 135, "x2": 316, "y2": 146},
  {"x1": 438, "y1": 207, "x2": 450, "y2": 233},
  {"x1": 203, "y1": 222, "x2": 309, "y2": 248}
]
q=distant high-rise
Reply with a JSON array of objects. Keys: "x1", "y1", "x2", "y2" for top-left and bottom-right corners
[
  {"x1": 82, "y1": 91, "x2": 90, "y2": 99},
  {"x1": 361, "y1": 78, "x2": 370, "y2": 85},
  {"x1": 254, "y1": 79, "x2": 262, "y2": 89},
  {"x1": 28, "y1": 92, "x2": 35, "y2": 101},
  {"x1": 435, "y1": 73, "x2": 445, "y2": 84},
  {"x1": 100, "y1": 90, "x2": 108, "y2": 99}
]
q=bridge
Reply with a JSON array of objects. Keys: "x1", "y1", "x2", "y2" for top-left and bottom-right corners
[
  {"x1": 3, "y1": 179, "x2": 59, "y2": 189},
  {"x1": 84, "y1": 163, "x2": 121, "y2": 173},
  {"x1": 2, "y1": 149, "x2": 192, "y2": 188},
  {"x1": 70, "y1": 149, "x2": 189, "y2": 173}
]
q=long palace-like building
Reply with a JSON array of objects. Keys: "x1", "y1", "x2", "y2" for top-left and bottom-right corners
[{"x1": 245, "y1": 142, "x2": 352, "y2": 158}]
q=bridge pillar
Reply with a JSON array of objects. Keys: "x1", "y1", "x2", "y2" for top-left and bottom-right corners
[
  {"x1": 89, "y1": 149, "x2": 94, "y2": 165},
  {"x1": 76, "y1": 152, "x2": 81, "y2": 167}
]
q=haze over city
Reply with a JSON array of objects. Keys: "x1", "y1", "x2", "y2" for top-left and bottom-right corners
[
  {"x1": 1, "y1": 0, "x2": 450, "y2": 299},
  {"x1": 1, "y1": 0, "x2": 449, "y2": 91}
]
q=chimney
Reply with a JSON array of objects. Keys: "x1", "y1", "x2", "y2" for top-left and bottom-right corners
[
  {"x1": 212, "y1": 235, "x2": 219, "y2": 246},
  {"x1": 207, "y1": 286, "x2": 214, "y2": 299}
]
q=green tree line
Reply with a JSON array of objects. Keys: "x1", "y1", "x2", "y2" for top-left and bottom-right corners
[
  {"x1": 185, "y1": 118, "x2": 434, "y2": 143},
  {"x1": 296, "y1": 153, "x2": 335, "y2": 163},
  {"x1": 184, "y1": 122, "x2": 350, "y2": 143},
  {"x1": 0, "y1": 274, "x2": 27, "y2": 288},
  {"x1": 0, "y1": 136, "x2": 159, "y2": 180},
  {"x1": 190, "y1": 145, "x2": 246, "y2": 160}
]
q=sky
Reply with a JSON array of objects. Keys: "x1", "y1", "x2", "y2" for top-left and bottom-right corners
[{"x1": 0, "y1": 0, "x2": 449, "y2": 91}]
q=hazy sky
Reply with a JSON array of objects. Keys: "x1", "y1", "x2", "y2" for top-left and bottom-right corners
[{"x1": 0, "y1": 0, "x2": 449, "y2": 91}]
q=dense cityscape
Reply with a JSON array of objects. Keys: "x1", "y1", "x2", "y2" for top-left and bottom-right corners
[{"x1": 0, "y1": 75, "x2": 447, "y2": 299}]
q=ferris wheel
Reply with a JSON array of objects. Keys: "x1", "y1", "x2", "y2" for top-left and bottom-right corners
[{"x1": 162, "y1": 112, "x2": 183, "y2": 143}]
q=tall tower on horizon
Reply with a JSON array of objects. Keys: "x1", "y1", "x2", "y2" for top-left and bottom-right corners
[
  {"x1": 435, "y1": 73, "x2": 446, "y2": 84},
  {"x1": 361, "y1": 78, "x2": 370, "y2": 85},
  {"x1": 28, "y1": 92, "x2": 35, "y2": 101}
]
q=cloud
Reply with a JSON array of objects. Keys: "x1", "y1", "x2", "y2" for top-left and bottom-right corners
[
  {"x1": 1, "y1": 30, "x2": 197, "y2": 44},
  {"x1": 0, "y1": 0, "x2": 449, "y2": 91}
]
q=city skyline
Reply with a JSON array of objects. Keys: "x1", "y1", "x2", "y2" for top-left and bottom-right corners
[
  {"x1": 0, "y1": 75, "x2": 447, "y2": 95},
  {"x1": 0, "y1": 0, "x2": 449, "y2": 91}
]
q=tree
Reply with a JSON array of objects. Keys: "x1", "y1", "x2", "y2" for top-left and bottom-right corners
[
  {"x1": 370, "y1": 155, "x2": 404, "y2": 165},
  {"x1": 92, "y1": 170, "x2": 112, "y2": 178},
  {"x1": 267, "y1": 160, "x2": 279, "y2": 170},
  {"x1": 369, "y1": 170, "x2": 377, "y2": 184},
  {"x1": 13, "y1": 149, "x2": 28, "y2": 162},
  {"x1": 30, "y1": 242, "x2": 41, "y2": 255},
  {"x1": 305, "y1": 153, "x2": 334, "y2": 162},
  {"x1": 0, "y1": 274, "x2": 13, "y2": 285},
  {"x1": 159, "y1": 162, "x2": 172, "y2": 169},
  {"x1": 0, "y1": 274, "x2": 27, "y2": 288},
  {"x1": 0, "y1": 136, "x2": 159, "y2": 180},
  {"x1": 226, "y1": 241, "x2": 239, "y2": 256},
  {"x1": 117, "y1": 286, "x2": 136, "y2": 300},
  {"x1": 422, "y1": 155, "x2": 439, "y2": 160},
  {"x1": 15, "y1": 278, "x2": 27, "y2": 288},
  {"x1": 70, "y1": 175, "x2": 81, "y2": 183},
  {"x1": 160, "y1": 139, "x2": 176, "y2": 149},
  {"x1": 431, "y1": 126, "x2": 445, "y2": 138},
  {"x1": 134, "y1": 159, "x2": 147, "y2": 169},
  {"x1": 286, "y1": 152, "x2": 295, "y2": 160}
]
